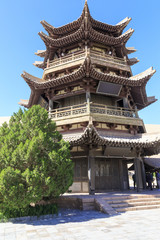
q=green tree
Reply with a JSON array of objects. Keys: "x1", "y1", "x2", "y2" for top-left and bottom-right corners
[{"x1": 0, "y1": 105, "x2": 73, "y2": 211}]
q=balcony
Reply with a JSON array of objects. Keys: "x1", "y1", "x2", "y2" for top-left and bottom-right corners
[
  {"x1": 43, "y1": 49, "x2": 131, "y2": 79},
  {"x1": 49, "y1": 102, "x2": 143, "y2": 127}
]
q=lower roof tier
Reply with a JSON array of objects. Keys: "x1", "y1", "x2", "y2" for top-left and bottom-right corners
[{"x1": 62, "y1": 124, "x2": 160, "y2": 156}]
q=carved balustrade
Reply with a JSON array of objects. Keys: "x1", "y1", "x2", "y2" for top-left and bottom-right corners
[
  {"x1": 47, "y1": 49, "x2": 127, "y2": 69},
  {"x1": 49, "y1": 102, "x2": 139, "y2": 120}
]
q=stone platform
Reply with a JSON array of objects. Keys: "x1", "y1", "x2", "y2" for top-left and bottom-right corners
[{"x1": 57, "y1": 189, "x2": 160, "y2": 215}]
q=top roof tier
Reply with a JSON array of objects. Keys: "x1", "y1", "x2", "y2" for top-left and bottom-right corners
[{"x1": 39, "y1": 1, "x2": 132, "y2": 48}]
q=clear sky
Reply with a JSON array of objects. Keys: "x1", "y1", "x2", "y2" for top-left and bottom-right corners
[{"x1": 0, "y1": 0, "x2": 160, "y2": 124}]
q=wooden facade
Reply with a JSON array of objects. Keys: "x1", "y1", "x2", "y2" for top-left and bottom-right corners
[{"x1": 20, "y1": 1, "x2": 160, "y2": 193}]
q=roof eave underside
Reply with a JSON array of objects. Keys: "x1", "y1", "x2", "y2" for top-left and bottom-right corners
[
  {"x1": 21, "y1": 60, "x2": 155, "y2": 90},
  {"x1": 63, "y1": 125, "x2": 160, "y2": 156},
  {"x1": 40, "y1": 1, "x2": 131, "y2": 37}
]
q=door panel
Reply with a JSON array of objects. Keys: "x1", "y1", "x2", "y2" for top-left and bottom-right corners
[{"x1": 95, "y1": 158, "x2": 120, "y2": 190}]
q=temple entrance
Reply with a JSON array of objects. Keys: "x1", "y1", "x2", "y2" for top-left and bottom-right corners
[{"x1": 95, "y1": 158, "x2": 120, "y2": 190}]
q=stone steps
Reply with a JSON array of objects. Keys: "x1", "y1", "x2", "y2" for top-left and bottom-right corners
[
  {"x1": 107, "y1": 197, "x2": 160, "y2": 204},
  {"x1": 110, "y1": 200, "x2": 160, "y2": 208},
  {"x1": 106, "y1": 195, "x2": 160, "y2": 213},
  {"x1": 116, "y1": 204, "x2": 160, "y2": 212},
  {"x1": 82, "y1": 198, "x2": 95, "y2": 211}
]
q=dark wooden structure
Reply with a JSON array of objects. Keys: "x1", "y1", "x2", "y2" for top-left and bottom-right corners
[{"x1": 19, "y1": 1, "x2": 160, "y2": 193}]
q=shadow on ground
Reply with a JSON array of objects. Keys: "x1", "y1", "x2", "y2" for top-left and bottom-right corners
[{"x1": 11, "y1": 208, "x2": 119, "y2": 226}]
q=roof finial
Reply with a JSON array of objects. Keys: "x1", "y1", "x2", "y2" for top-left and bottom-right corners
[{"x1": 85, "y1": 0, "x2": 88, "y2": 4}]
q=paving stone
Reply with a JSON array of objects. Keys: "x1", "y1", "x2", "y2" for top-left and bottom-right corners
[{"x1": 1, "y1": 208, "x2": 160, "y2": 240}]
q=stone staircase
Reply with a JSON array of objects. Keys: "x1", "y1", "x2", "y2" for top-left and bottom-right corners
[
  {"x1": 81, "y1": 198, "x2": 95, "y2": 211},
  {"x1": 58, "y1": 193, "x2": 160, "y2": 215},
  {"x1": 105, "y1": 195, "x2": 160, "y2": 213}
]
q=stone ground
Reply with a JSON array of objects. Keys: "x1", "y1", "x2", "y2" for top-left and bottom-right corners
[{"x1": 1, "y1": 207, "x2": 160, "y2": 240}]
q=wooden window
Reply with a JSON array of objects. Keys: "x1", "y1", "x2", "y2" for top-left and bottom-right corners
[{"x1": 73, "y1": 158, "x2": 88, "y2": 181}]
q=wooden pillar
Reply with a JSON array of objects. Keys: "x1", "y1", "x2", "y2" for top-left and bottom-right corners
[
  {"x1": 141, "y1": 159, "x2": 146, "y2": 189},
  {"x1": 123, "y1": 97, "x2": 129, "y2": 108},
  {"x1": 134, "y1": 157, "x2": 143, "y2": 192},
  {"x1": 49, "y1": 99, "x2": 53, "y2": 118},
  {"x1": 88, "y1": 148, "x2": 95, "y2": 195},
  {"x1": 135, "y1": 106, "x2": 139, "y2": 118},
  {"x1": 86, "y1": 91, "x2": 91, "y2": 114},
  {"x1": 134, "y1": 158, "x2": 139, "y2": 192},
  {"x1": 119, "y1": 159, "x2": 124, "y2": 190}
]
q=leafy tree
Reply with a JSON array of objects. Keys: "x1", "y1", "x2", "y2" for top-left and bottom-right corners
[{"x1": 0, "y1": 105, "x2": 73, "y2": 211}]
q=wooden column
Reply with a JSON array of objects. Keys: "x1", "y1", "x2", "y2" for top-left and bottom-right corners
[
  {"x1": 119, "y1": 159, "x2": 124, "y2": 190},
  {"x1": 49, "y1": 99, "x2": 53, "y2": 118},
  {"x1": 134, "y1": 157, "x2": 143, "y2": 192},
  {"x1": 88, "y1": 148, "x2": 95, "y2": 195},
  {"x1": 123, "y1": 97, "x2": 129, "y2": 108},
  {"x1": 134, "y1": 158, "x2": 139, "y2": 192},
  {"x1": 86, "y1": 91, "x2": 91, "y2": 114},
  {"x1": 141, "y1": 159, "x2": 146, "y2": 189}
]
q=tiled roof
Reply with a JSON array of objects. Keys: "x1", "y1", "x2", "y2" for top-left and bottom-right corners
[
  {"x1": 22, "y1": 58, "x2": 155, "y2": 89},
  {"x1": 62, "y1": 125, "x2": 160, "y2": 156},
  {"x1": 89, "y1": 28, "x2": 134, "y2": 46},
  {"x1": 40, "y1": 3, "x2": 131, "y2": 37},
  {"x1": 144, "y1": 155, "x2": 160, "y2": 169}
]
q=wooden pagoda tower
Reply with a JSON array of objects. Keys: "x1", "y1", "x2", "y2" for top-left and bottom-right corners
[{"x1": 19, "y1": 1, "x2": 160, "y2": 193}]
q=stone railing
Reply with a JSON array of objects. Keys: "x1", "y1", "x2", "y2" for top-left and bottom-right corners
[{"x1": 49, "y1": 102, "x2": 138, "y2": 120}]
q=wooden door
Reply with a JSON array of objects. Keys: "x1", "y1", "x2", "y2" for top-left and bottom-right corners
[{"x1": 95, "y1": 158, "x2": 120, "y2": 190}]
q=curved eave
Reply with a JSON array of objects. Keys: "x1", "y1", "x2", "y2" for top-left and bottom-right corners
[
  {"x1": 40, "y1": 16, "x2": 84, "y2": 37},
  {"x1": 130, "y1": 67, "x2": 156, "y2": 81},
  {"x1": 35, "y1": 50, "x2": 46, "y2": 57},
  {"x1": 18, "y1": 99, "x2": 29, "y2": 108},
  {"x1": 33, "y1": 61, "x2": 45, "y2": 69},
  {"x1": 40, "y1": 1, "x2": 87, "y2": 36},
  {"x1": 89, "y1": 28, "x2": 134, "y2": 46},
  {"x1": 18, "y1": 90, "x2": 36, "y2": 109},
  {"x1": 125, "y1": 47, "x2": 137, "y2": 54},
  {"x1": 146, "y1": 96, "x2": 158, "y2": 107},
  {"x1": 38, "y1": 26, "x2": 84, "y2": 48},
  {"x1": 21, "y1": 71, "x2": 43, "y2": 87},
  {"x1": 90, "y1": 17, "x2": 131, "y2": 34},
  {"x1": 63, "y1": 125, "x2": 160, "y2": 155},
  {"x1": 21, "y1": 64, "x2": 86, "y2": 90},
  {"x1": 127, "y1": 58, "x2": 139, "y2": 66},
  {"x1": 144, "y1": 155, "x2": 160, "y2": 169},
  {"x1": 90, "y1": 66, "x2": 155, "y2": 87}
]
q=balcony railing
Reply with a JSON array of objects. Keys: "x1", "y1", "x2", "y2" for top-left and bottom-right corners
[
  {"x1": 49, "y1": 102, "x2": 139, "y2": 120},
  {"x1": 49, "y1": 50, "x2": 85, "y2": 68},
  {"x1": 47, "y1": 49, "x2": 127, "y2": 69}
]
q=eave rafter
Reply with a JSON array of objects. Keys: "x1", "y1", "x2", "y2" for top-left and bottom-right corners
[
  {"x1": 40, "y1": 1, "x2": 131, "y2": 37},
  {"x1": 38, "y1": 25, "x2": 134, "y2": 50},
  {"x1": 38, "y1": 26, "x2": 84, "y2": 48},
  {"x1": 40, "y1": 16, "x2": 84, "y2": 37},
  {"x1": 127, "y1": 57, "x2": 139, "y2": 66},
  {"x1": 125, "y1": 47, "x2": 137, "y2": 54},
  {"x1": 35, "y1": 50, "x2": 46, "y2": 57},
  {"x1": 90, "y1": 65, "x2": 156, "y2": 87},
  {"x1": 90, "y1": 16, "x2": 131, "y2": 34},
  {"x1": 89, "y1": 28, "x2": 134, "y2": 46},
  {"x1": 22, "y1": 56, "x2": 156, "y2": 95},
  {"x1": 64, "y1": 124, "x2": 160, "y2": 155},
  {"x1": 33, "y1": 61, "x2": 44, "y2": 68}
]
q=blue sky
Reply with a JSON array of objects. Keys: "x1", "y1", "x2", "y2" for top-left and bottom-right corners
[{"x1": 0, "y1": 0, "x2": 160, "y2": 124}]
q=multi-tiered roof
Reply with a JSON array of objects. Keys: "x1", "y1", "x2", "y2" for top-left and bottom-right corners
[
  {"x1": 19, "y1": 2, "x2": 160, "y2": 157},
  {"x1": 19, "y1": 1, "x2": 156, "y2": 110}
]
